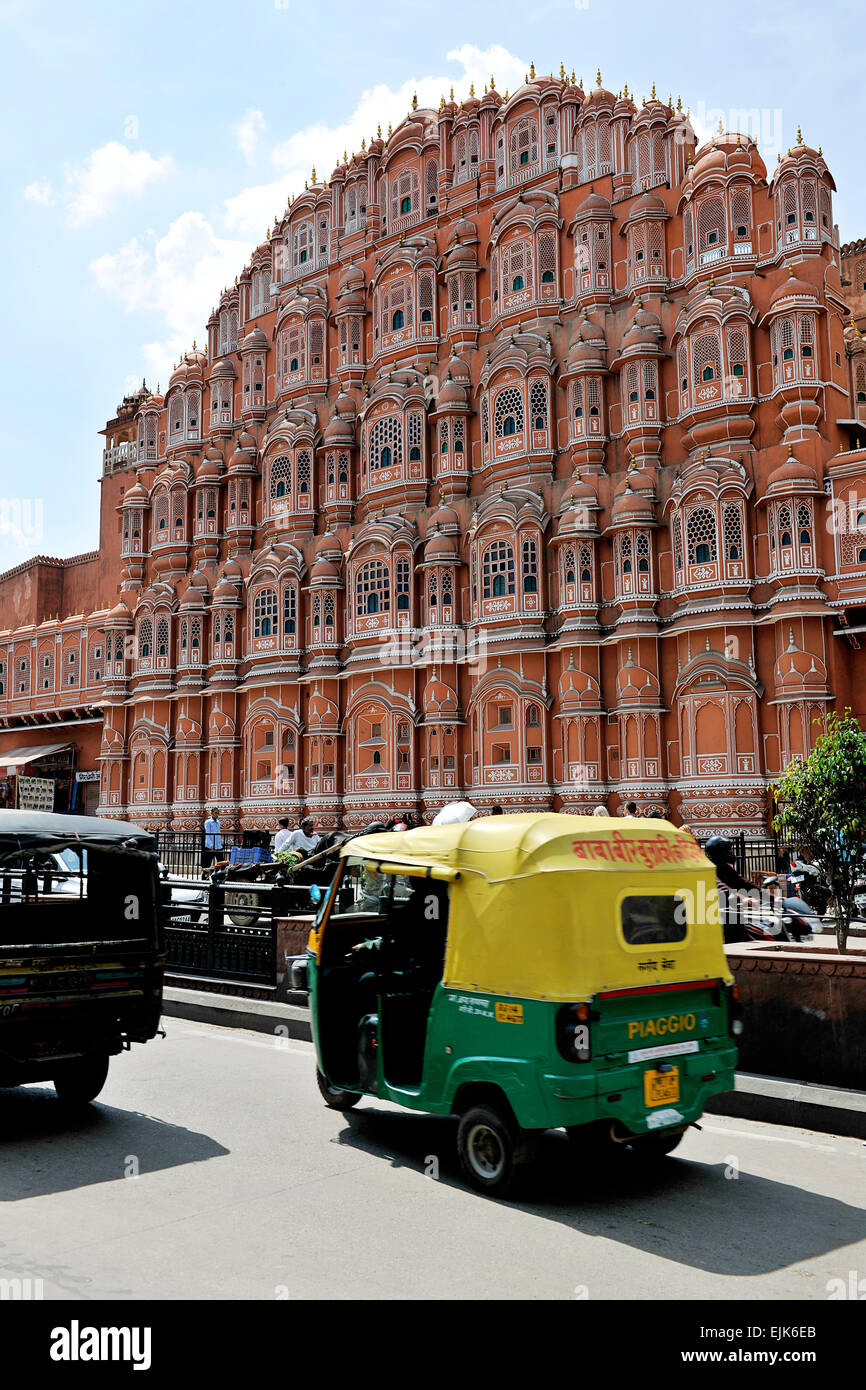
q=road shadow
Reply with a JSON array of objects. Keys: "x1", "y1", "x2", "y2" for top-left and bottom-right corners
[
  {"x1": 333, "y1": 1106, "x2": 866, "y2": 1279},
  {"x1": 0, "y1": 1085, "x2": 229, "y2": 1201}
]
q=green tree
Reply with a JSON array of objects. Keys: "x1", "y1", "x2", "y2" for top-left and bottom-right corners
[{"x1": 773, "y1": 710, "x2": 866, "y2": 953}]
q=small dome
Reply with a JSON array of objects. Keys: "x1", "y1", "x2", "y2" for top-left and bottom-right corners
[
  {"x1": 610, "y1": 483, "x2": 655, "y2": 525},
  {"x1": 775, "y1": 635, "x2": 827, "y2": 688},
  {"x1": 240, "y1": 326, "x2": 268, "y2": 352},
  {"x1": 764, "y1": 448, "x2": 820, "y2": 495},
  {"x1": 769, "y1": 269, "x2": 819, "y2": 309},
  {"x1": 617, "y1": 651, "x2": 660, "y2": 699},
  {"x1": 209, "y1": 357, "x2": 236, "y2": 380},
  {"x1": 424, "y1": 531, "x2": 459, "y2": 560},
  {"x1": 122, "y1": 481, "x2": 149, "y2": 505},
  {"x1": 310, "y1": 558, "x2": 341, "y2": 582},
  {"x1": 573, "y1": 188, "x2": 613, "y2": 220},
  {"x1": 438, "y1": 375, "x2": 468, "y2": 407},
  {"x1": 428, "y1": 504, "x2": 460, "y2": 532}
]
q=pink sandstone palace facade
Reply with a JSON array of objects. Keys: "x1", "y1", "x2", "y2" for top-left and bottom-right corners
[{"x1": 3, "y1": 70, "x2": 866, "y2": 832}]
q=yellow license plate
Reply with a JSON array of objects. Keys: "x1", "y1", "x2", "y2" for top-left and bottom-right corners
[{"x1": 644, "y1": 1067, "x2": 680, "y2": 1107}]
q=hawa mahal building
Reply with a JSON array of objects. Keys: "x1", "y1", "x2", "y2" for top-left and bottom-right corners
[{"x1": 3, "y1": 69, "x2": 866, "y2": 832}]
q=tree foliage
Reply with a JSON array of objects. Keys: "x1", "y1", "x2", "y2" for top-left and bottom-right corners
[{"x1": 773, "y1": 710, "x2": 866, "y2": 953}]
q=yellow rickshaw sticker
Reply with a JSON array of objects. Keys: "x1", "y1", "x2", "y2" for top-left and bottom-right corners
[{"x1": 495, "y1": 1002, "x2": 524, "y2": 1025}]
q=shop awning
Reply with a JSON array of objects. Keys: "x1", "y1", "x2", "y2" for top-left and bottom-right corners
[{"x1": 0, "y1": 741, "x2": 74, "y2": 770}]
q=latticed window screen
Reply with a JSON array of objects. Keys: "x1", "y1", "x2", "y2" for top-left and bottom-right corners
[
  {"x1": 369, "y1": 415, "x2": 402, "y2": 469},
  {"x1": 185, "y1": 389, "x2": 200, "y2": 436},
  {"x1": 395, "y1": 556, "x2": 411, "y2": 609},
  {"x1": 686, "y1": 507, "x2": 718, "y2": 563},
  {"x1": 424, "y1": 158, "x2": 438, "y2": 205},
  {"x1": 356, "y1": 561, "x2": 391, "y2": 615},
  {"x1": 428, "y1": 571, "x2": 438, "y2": 607},
  {"x1": 481, "y1": 397, "x2": 489, "y2": 447},
  {"x1": 308, "y1": 320, "x2": 324, "y2": 364},
  {"x1": 452, "y1": 417, "x2": 465, "y2": 454},
  {"x1": 270, "y1": 455, "x2": 292, "y2": 501},
  {"x1": 482, "y1": 541, "x2": 516, "y2": 597},
  {"x1": 684, "y1": 205, "x2": 694, "y2": 261},
  {"x1": 283, "y1": 587, "x2": 297, "y2": 637},
  {"x1": 390, "y1": 167, "x2": 419, "y2": 222},
  {"x1": 408, "y1": 411, "x2": 424, "y2": 457},
  {"x1": 625, "y1": 364, "x2": 640, "y2": 401},
  {"x1": 88, "y1": 644, "x2": 102, "y2": 684},
  {"x1": 296, "y1": 451, "x2": 312, "y2": 494},
  {"x1": 677, "y1": 343, "x2": 688, "y2": 391},
  {"x1": 692, "y1": 331, "x2": 722, "y2": 385},
  {"x1": 797, "y1": 501, "x2": 813, "y2": 544},
  {"x1": 138, "y1": 617, "x2": 152, "y2": 658},
  {"x1": 419, "y1": 273, "x2": 434, "y2": 319},
  {"x1": 156, "y1": 618, "x2": 170, "y2": 657},
  {"x1": 538, "y1": 232, "x2": 557, "y2": 286},
  {"x1": 439, "y1": 420, "x2": 449, "y2": 453},
  {"x1": 727, "y1": 326, "x2": 748, "y2": 378},
  {"x1": 730, "y1": 186, "x2": 752, "y2": 237},
  {"x1": 617, "y1": 532, "x2": 633, "y2": 576},
  {"x1": 672, "y1": 516, "x2": 684, "y2": 573},
  {"x1": 510, "y1": 118, "x2": 539, "y2": 169},
  {"x1": 697, "y1": 195, "x2": 726, "y2": 248},
  {"x1": 380, "y1": 277, "x2": 413, "y2": 335},
  {"x1": 800, "y1": 315, "x2": 815, "y2": 352},
  {"x1": 642, "y1": 361, "x2": 657, "y2": 399},
  {"x1": 501, "y1": 238, "x2": 532, "y2": 295},
  {"x1": 777, "y1": 503, "x2": 793, "y2": 545},
  {"x1": 636, "y1": 531, "x2": 650, "y2": 572},
  {"x1": 561, "y1": 545, "x2": 576, "y2": 586},
  {"x1": 153, "y1": 493, "x2": 169, "y2": 535},
  {"x1": 529, "y1": 378, "x2": 548, "y2": 429},
  {"x1": 801, "y1": 181, "x2": 817, "y2": 225},
  {"x1": 578, "y1": 544, "x2": 593, "y2": 585},
  {"x1": 292, "y1": 221, "x2": 312, "y2": 268},
  {"x1": 190, "y1": 618, "x2": 202, "y2": 656},
  {"x1": 441, "y1": 570, "x2": 453, "y2": 606},
  {"x1": 169, "y1": 396, "x2": 183, "y2": 435},
  {"x1": 571, "y1": 379, "x2": 584, "y2": 421},
  {"x1": 279, "y1": 324, "x2": 305, "y2": 377},
  {"x1": 337, "y1": 451, "x2": 349, "y2": 483},
  {"x1": 723, "y1": 504, "x2": 744, "y2": 562},
  {"x1": 522, "y1": 538, "x2": 539, "y2": 592},
  {"x1": 647, "y1": 221, "x2": 664, "y2": 265},
  {"x1": 494, "y1": 386, "x2": 524, "y2": 436},
  {"x1": 253, "y1": 589, "x2": 278, "y2": 638}
]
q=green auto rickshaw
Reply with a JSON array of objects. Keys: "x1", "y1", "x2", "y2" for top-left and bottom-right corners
[{"x1": 295, "y1": 813, "x2": 741, "y2": 1195}]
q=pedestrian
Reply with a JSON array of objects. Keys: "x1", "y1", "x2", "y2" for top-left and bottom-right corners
[
  {"x1": 490, "y1": 804, "x2": 504, "y2": 816},
  {"x1": 202, "y1": 807, "x2": 222, "y2": 868},
  {"x1": 273, "y1": 817, "x2": 293, "y2": 853},
  {"x1": 286, "y1": 817, "x2": 320, "y2": 855},
  {"x1": 592, "y1": 804, "x2": 608, "y2": 817},
  {"x1": 623, "y1": 801, "x2": 639, "y2": 819}
]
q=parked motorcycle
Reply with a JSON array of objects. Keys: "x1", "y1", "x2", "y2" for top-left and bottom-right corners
[{"x1": 705, "y1": 836, "x2": 813, "y2": 945}]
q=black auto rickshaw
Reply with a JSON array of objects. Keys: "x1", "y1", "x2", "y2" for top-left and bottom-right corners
[{"x1": 0, "y1": 810, "x2": 165, "y2": 1105}]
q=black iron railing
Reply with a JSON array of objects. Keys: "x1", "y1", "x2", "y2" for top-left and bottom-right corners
[
  {"x1": 155, "y1": 830, "x2": 245, "y2": 879},
  {"x1": 161, "y1": 874, "x2": 280, "y2": 985}
]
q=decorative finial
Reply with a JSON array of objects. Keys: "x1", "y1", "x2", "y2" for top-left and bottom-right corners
[
  {"x1": 412, "y1": 91, "x2": 418, "y2": 110},
  {"x1": 304, "y1": 180, "x2": 308, "y2": 189},
  {"x1": 343, "y1": 149, "x2": 348, "y2": 163},
  {"x1": 623, "y1": 81, "x2": 629, "y2": 98},
  {"x1": 361, "y1": 137, "x2": 366, "y2": 150},
  {"x1": 388, "y1": 121, "x2": 392, "y2": 136},
  {"x1": 192, "y1": 339, "x2": 196, "y2": 349},
  {"x1": 439, "y1": 94, "x2": 445, "y2": 110},
  {"x1": 797, "y1": 125, "x2": 803, "y2": 145},
  {"x1": 717, "y1": 117, "x2": 723, "y2": 134},
  {"x1": 266, "y1": 227, "x2": 270, "y2": 240},
  {"x1": 677, "y1": 95, "x2": 682, "y2": 112},
  {"x1": 504, "y1": 88, "x2": 509, "y2": 100},
  {"x1": 450, "y1": 86, "x2": 454, "y2": 101},
  {"x1": 560, "y1": 61, "x2": 566, "y2": 80},
  {"x1": 596, "y1": 68, "x2": 602, "y2": 86},
  {"x1": 491, "y1": 74, "x2": 496, "y2": 89},
  {"x1": 469, "y1": 82, "x2": 475, "y2": 97},
  {"x1": 651, "y1": 81, "x2": 656, "y2": 100},
  {"x1": 529, "y1": 61, "x2": 535, "y2": 79},
  {"x1": 312, "y1": 165, "x2": 316, "y2": 182},
  {"x1": 377, "y1": 123, "x2": 381, "y2": 137}
]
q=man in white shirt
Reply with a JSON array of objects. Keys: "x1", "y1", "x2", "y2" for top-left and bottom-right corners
[
  {"x1": 286, "y1": 817, "x2": 320, "y2": 855},
  {"x1": 273, "y1": 818, "x2": 293, "y2": 853}
]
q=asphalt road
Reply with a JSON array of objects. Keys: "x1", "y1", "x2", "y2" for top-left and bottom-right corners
[{"x1": 1, "y1": 1019, "x2": 864, "y2": 1301}]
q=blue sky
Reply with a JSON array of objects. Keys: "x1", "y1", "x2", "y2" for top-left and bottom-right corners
[{"x1": 0, "y1": 0, "x2": 862, "y2": 572}]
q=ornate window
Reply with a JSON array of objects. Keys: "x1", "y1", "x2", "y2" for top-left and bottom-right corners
[
  {"x1": 356, "y1": 560, "x2": 391, "y2": 617},
  {"x1": 509, "y1": 117, "x2": 539, "y2": 177},
  {"x1": 253, "y1": 588, "x2": 278, "y2": 639},
  {"x1": 771, "y1": 314, "x2": 817, "y2": 387},
  {"x1": 522, "y1": 537, "x2": 539, "y2": 600},
  {"x1": 687, "y1": 507, "x2": 718, "y2": 566},
  {"x1": 482, "y1": 540, "x2": 515, "y2": 599},
  {"x1": 494, "y1": 386, "x2": 524, "y2": 440},
  {"x1": 389, "y1": 167, "x2": 420, "y2": 228}
]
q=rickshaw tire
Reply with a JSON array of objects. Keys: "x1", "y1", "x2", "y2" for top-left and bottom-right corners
[
  {"x1": 53, "y1": 1052, "x2": 110, "y2": 1106},
  {"x1": 456, "y1": 1103, "x2": 535, "y2": 1197},
  {"x1": 316, "y1": 1069, "x2": 362, "y2": 1110}
]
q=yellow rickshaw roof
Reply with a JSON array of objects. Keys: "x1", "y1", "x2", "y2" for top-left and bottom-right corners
[{"x1": 343, "y1": 813, "x2": 710, "y2": 883}]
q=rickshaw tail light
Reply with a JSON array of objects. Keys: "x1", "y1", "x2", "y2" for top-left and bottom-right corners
[
  {"x1": 731, "y1": 985, "x2": 741, "y2": 1000},
  {"x1": 576, "y1": 1003, "x2": 590, "y2": 1022}
]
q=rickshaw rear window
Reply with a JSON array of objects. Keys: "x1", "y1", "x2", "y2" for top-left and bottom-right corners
[{"x1": 621, "y1": 895, "x2": 687, "y2": 946}]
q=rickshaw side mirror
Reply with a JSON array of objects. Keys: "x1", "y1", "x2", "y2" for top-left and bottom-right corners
[{"x1": 309, "y1": 884, "x2": 322, "y2": 906}]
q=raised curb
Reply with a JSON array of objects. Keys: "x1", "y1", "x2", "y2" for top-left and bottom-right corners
[{"x1": 163, "y1": 986, "x2": 866, "y2": 1138}]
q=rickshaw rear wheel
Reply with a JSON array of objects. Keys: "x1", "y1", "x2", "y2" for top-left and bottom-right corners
[
  {"x1": 53, "y1": 1052, "x2": 110, "y2": 1106},
  {"x1": 316, "y1": 1068, "x2": 362, "y2": 1110},
  {"x1": 457, "y1": 1104, "x2": 536, "y2": 1197},
  {"x1": 630, "y1": 1129, "x2": 686, "y2": 1160}
]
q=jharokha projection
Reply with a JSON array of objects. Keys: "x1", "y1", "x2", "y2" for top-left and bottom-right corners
[{"x1": 3, "y1": 71, "x2": 866, "y2": 832}]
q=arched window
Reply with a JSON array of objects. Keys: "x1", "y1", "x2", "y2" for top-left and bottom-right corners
[
  {"x1": 493, "y1": 386, "x2": 524, "y2": 438},
  {"x1": 396, "y1": 556, "x2": 411, "y2": 611},
  {"x1": 482, "y1": 540, "x2": 516, "y2": 599},
  {"x1": 522, "y1": 537, "x2": 539, "y2": 593},
  {"x1": 356, "y1": 561, "x2": 390, "y2": 618},
  {"x1": 512, "y1": 275, "x2": 524, "y2": 291},
  {"x1": 138, "y1": 618, "x2": 152, "y2": 660},
  {"x1": 392, "y1": 309, "x2": 404, "y2": 331},
  {"x1": 686, "y1": 508, "x2": 718, "y2": 565},
  {"x1": 254, "y1": 589, "x2": 278, "y2": 638}
]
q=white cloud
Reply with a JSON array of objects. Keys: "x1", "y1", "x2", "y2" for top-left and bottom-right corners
[
  {"x1": 24, "y1": 177, "x2": 54, "y2": 205},
  {"x1": 91, "y1": 46, "x2": 528, "y2": 378},
  {"x1": 63, "y1": 142, "x2": 173, "y2": 226},
  {"x1": 269, "y1": 43, "x2": 527, "y2": 181},
  {"x1": 90, "y1": 212, "x2": 252, "y2": 380},
  {"x1": 234, "y1": 108, "x2": 266, "y2": 164}
]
